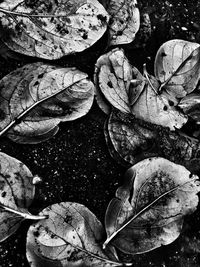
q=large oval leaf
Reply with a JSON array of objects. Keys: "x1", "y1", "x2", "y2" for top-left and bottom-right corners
[
  {"x1": 0, "y1": 152, "x2": 45, "y2": 242},
  {"x1": 0, "y1": 63, "x2": 94, "y2": 144},
  {"x1": 26, "y1": 202, "x2": 125, "y2": 267},
  {"x1": 106, "y1": 109, "x2": 200, "y2": 172},
  {"x1": 0, "y1": 0, "x2": 109, "y2": 59},
  {"x1": 154, "y1": 39, "x2": 200, "y2": 99},
  {"x1": 107, "y1": 0, "x2": 140, "y2": 46},
  {"x1": 104, "y1": 157, "x2": 200, "y2": 254}
]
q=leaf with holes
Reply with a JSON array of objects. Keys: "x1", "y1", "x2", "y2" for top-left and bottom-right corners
[
  {"x1": 0, "y1": 62, "x2": 94, "y2": 144},
  {"x1": 0, "y1": 152, "x2": 46, "y2": 242},
  {"x1": 94, "y1": 48, "x2": 145, "y2": 114},
  {"x1": 103, "y1": 157, "x2": 200, "y2": 254},
  {"x1": 105, "y1": 109, "x2": 200, "y2": 172},
  {"x1": 131, "y1": 73, "x2": 187, "y2": 130},
  {"x1": 0, "y1": 0, "x2": 109, "y2": 59},
  {"x1": 154, "y1": 39, "x2": 200, "y2": 99},
  {"x1": 107, "y1": 0, "x2": 140, "y2": 46},
  {"x1": 26, "y1": 202, "x2": 129, "y2": 267}
]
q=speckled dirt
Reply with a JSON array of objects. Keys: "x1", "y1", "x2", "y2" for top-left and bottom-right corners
[{"x1": 0, "y1": 1, "x2": 200, "y2": 267}]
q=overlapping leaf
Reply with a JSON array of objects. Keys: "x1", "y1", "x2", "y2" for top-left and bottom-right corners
[
  {"x1": 0, "y1": 152, "x2": 45, "y2": 242},
  {"x1": 105, "y1": 109, "x2": 200, "y2": 172},
  {"x1": 179, "y1": 93, "x2": 200, "y2": 123},
  {"x1": 107, "y1": 0, "x2": 140, "y2": 46},
  {"x1": 155, "y1": 39, "x2": 200, "y2": 99},
  {"x1": 0, "y1": 63, "x2": 94, "y2": 144},
  {"x1": 0, "y1": 0, "x2": 109, "y2": 59},
  {"x1": 104, "y1": 157, "x2": 200, "y2": 254},
  {"x1": 26, "y1": 202, "x2": 127, "y2": 267}
]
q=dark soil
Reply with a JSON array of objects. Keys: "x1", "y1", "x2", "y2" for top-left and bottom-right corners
[{"x1": 1, "y1": 1, "x2": 200, "y2": 267}]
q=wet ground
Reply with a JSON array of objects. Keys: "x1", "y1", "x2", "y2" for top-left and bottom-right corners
[{"x1": 0, "y1": 0, "x2": 200, "y2": 266}]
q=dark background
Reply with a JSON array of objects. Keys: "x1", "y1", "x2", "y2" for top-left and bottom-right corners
[{"x1": 0, "y1": 0, "x2": 200, "y2": 266}]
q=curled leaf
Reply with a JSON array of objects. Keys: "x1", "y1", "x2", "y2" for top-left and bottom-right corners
[
  {"x1": 104, "y1": 157, "x2": 200, "y2": 254},
  {"x1": 0, "y1": 0, "x2": 109, "y2": 59},
  {"x1": 105, "y1": 109, "x2": 200, "y2": 172},
  {"x1": 154, "y1": 39, "x2": 200, "y2": 99},
  {"x1": 0, "y1": 152, "x2": 45, "y2": 242},
  {"x1": 131, "y1": 74, "x2": 188, "y2": 130},
  {"x1": 94, "y1": 48, "x2": 145, "y2": 114},
  {"x1": 0, "y1": 63, "x2": 94, "y2": 144},
  {"x1": 26, "y1": 202, "x2": 125, "y2": 267},
  {"x1": 107, "y1": 0, "x2": 140, "y2": 46}
]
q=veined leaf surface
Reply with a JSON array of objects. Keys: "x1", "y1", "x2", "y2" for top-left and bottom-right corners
[
  {"x1": 26, "y1": 202, "x2": 127, "y2": 267},
  {"x1": 0, "y1": 63, "x2": 94, "y2": 144},
  {"x1": 104, "y1": 157, "x2": 200, "y2": 254},
  {"x1": 0, "y1": 0, "x2": 109, "y2": 59},
  {"x1": 0, "y1": 152, "x2": 45, "y2": 242}
]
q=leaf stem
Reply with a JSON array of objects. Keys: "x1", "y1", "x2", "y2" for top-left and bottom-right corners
[
  {"x1": 103, "y1": 178, "x2": 198, "y2": 249},
  {"x1": 0, "y1": 204, "x2": 48, "y2": 220},
  {"x1": 143, "y1": 64, "x2": 158, "y2": 95}
]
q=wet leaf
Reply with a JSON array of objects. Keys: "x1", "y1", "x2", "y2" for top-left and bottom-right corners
[
  {"x1": 0, "y1": 0, "x2": 109, "y2": 60},
  {"x1": 0, "y1": 152, "x2": 45, "y2": 242},
  {"x1": 154, "y1": 39, "x2": 200, "y2": 99},
  {"x1": 94, "y1": 48, "x2": 145, "y2": 114},
  {"x1": 0, "y1": 63, "x2": 94, "y2": 144},
  {"x1": 107, "y1": 0, "x2": 140, "y2": 46},
  {"x1": 179, "y1": 93, "x2": 200, "y2": 123},
  {"x1": 131, "y1": 74, "x2": 187, "y2": 130},
  {"x1": 26, "y1": 202, "x2": 127, "y2": 267},
  {"x1": 104, "y1": 157, "x2": 200, "y2": 254},
  {"x1": 106, "y1": 109, "x2": 200, "y2": 172}
]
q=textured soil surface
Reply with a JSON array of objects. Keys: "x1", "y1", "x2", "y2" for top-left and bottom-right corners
[{"x1": 1, "y1": 1, "x2": 200, "y2": 266}]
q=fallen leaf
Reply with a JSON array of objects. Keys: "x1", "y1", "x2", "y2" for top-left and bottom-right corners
[
  {"x1": 104, "y1": 157, "x2": 200, "y2": 254},
  {"x1": 154, "y1": 39, "x2": 200, "y2": 99},
  {"x1": 0, "y1": 0, "x2": 109, "y2": 59},
  {"x1": 26, "y1": 202, "x2": 127, "y2": 267},
  {"x1": 131, "y1": 73, "x2": 188, "y2": 130},
  {"x1": 106, "y1": 109, "x2": 200, "y2": 172},
  {"x1": 0, "y1": 63, "x2": 94, "y2": 144},
  {"x1": 94, "y1": 48, "x2": 145, "y2": 114},
  {"x1": 179, "y1": 93, "x2": 200, "y2": 123},
  {"x1": 107, "y1": 0, "x2": 140, "y2": 46},
  {"x1": 0, "y1": 152, "x2": 45, "y2": 242}
]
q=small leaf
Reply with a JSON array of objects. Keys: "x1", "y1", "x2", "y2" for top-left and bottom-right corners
[
  {"x1": 179, "y1": 93, "x2": 200, "y2": 123},
  {"x1": 107, "y1": 0, "x2": 140, "y2": 46},
  {"x1": 0, "y1": 152, "x2": 45, "y2": 242},
  {"x1": 104, "y1": 157, "x2": 200, "y2": 254},
  {"x1": 154, "y1": 39, "x2": 200, "y2": 98},
  {"x1": 26, "y1": 202, "x2": 126, "y2": 267},
  {"x1": 131, "y1": 74, "x2": 188, "y2": 130},
  {"x1": 94, "y1": 48, "x2": 144, "y2": 114},
  {"x1": 0, "y1": 63, "x2": 94, "y2": 144},
  {"x1": 106, "y1": 109, "x2": 200, "y2": 172},
  {"x1": 0, "y1": 0, "x2": 109, "y2": 59}
]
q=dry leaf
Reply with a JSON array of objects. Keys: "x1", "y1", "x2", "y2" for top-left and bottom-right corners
[
  {"x1": 107, "y1": 0, "x2": 140, "y2": 46},
  {"x1": 0, "y1": 63, "x2": 94, "y2": 144},
  {"x1": 154, "y1": 39, "x2": 200, "y2": 99},
  {"x1": 26, "y1": 202, "x2": 126, "y2": 267},
  {"x1": 179, "y1": 93, "x2": 200, "y2": 123},
  {"x1": 0, "y1": 152, "x2": 45, "y2": 242},
  {"x1": 0, "y1": 0, "x2": 109, "y2": 59},
  {"x1": 104, "y1": 157, "x2": 200, "y2": 254}
]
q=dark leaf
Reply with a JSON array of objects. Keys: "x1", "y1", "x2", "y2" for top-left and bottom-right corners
[
  {"x1": 104, "y1": 157, "x2": 200, "y2": 254},
  {"x1": 0, "y1": 63, "x2": 94, "y2": 144}
]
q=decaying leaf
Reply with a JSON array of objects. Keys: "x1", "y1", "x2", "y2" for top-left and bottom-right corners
[
  {"x1": 104, "y1": 157, "x2": 200, "y2": 254},
  {"x1": 0, "y1": 63, "x2": 94, "y2": 144},
  {"x1": 105, "y1": 109, "x2": 200, "y2": 172},
  {"x1": 107, "y1": 0, "x2": 140, "y2": 46},
  {"x1": 0, "y1": 152, "x2": 45, "y2": 242},
  {"x1": 26, "y1": 202, "x2": 127, "y2": 267},
  {"x1": 131, "y1": 74, "x2": 187, "y2": 130},
  {"x1": 94, "y1": 48, "x2": 145, "y2": 114},
  {"x1": 154, "y1": 39, "x2": 200, "y2": 99},
  {"x1": 0, "y1": 0, "x2": 109, "y2": 60},
  {"x1": 179, "y1": 93, "x2": 200, "y2": 123}
]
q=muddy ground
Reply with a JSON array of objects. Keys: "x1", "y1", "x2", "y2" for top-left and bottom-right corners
[{"x1": 0, "y1": 0, "x2": 200, "y2": 266}]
